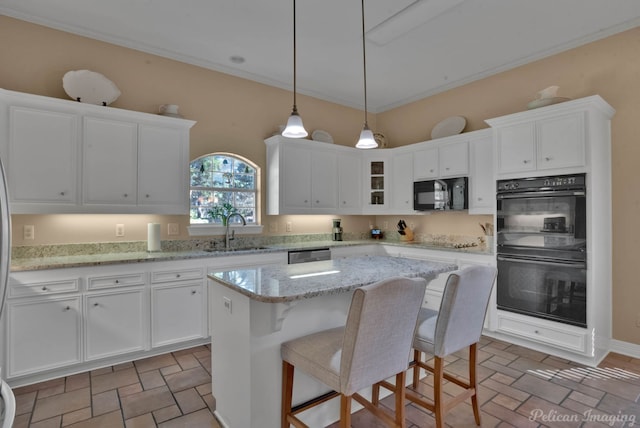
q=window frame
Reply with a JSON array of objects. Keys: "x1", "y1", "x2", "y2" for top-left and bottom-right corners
[{"x1": 187, "y1": 152, "x2": 263, "y2": 236}]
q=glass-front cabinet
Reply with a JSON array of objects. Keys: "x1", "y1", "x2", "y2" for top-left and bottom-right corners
[{"x1": 362, "y1": 152, "x2": 391, "y2": 213}]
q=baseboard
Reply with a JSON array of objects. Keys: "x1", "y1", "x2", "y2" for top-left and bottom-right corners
[{"x1": 609, "y1": 339, "x2": 640, "y2": 359}]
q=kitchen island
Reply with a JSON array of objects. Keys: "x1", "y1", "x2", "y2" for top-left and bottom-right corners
[{"x1": 207, "y1": 255, "x2": 457, "y2": 428}]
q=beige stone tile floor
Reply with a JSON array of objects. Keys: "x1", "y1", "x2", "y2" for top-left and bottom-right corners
[{"x1": 11, "y1": 337, "x2": 640, "y2": 427}]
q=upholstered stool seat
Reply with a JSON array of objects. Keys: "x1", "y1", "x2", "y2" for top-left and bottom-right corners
[{"x1": 281, "y1": 276, "x2": 428, "y2": 428}]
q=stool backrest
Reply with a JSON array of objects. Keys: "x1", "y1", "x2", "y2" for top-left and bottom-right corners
[
  {"x1": 433, "y1": 265, "x2": 497, "y2": 357},
  {"x1": 340, "y1": 276, "x2": 427, "y2": 395}
]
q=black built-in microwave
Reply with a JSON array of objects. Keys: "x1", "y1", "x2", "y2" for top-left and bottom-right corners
[{"x1": 413, "y1": 177, "x2": 468, "y2": 211}]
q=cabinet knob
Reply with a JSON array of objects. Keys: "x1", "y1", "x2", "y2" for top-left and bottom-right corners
[
  {"x1": 123, "y1": 194, "x2": 128, "y2": 198},
  {"x1": 176, "y1": 274, "x2": 181, "y2": 278},
  {"x1": 342, "y1": 201, "x2": 346, "y2": 204},
  {"x1": 93, "y1": 302, "x2": 99, "y2": 307},
  {"x1": 304, "y1": 200, "x2": 308, "y2": 203},
  {"x1": 523, "y1": 160, "x2": 530, "y2": 164},
  {"x1": 545, "y1": 157, "x2": 552, "y2": 162},
  {"x1": 59, "y1": 191, "x2": 66, "y2": 196},
  {"x1": 191, "y1": 290, "x2": 197, "y2": 295},
  {"x1": 114, "y1": 280, "x2": 120, "y2": 284},
  {"x1": 41, "y1": 286, "x2": 48, "y2": 291},
  {"x1": 429, "y1": 169, "x2": 434, "y2": 173},
  {"x1": 445, "y1": 167, "x2": 450, "y2": 170},
  {"x1": 64, "y1": 306, "x2": 71, "y2": 311},
  {"x1": 478, "y1": 197, "x2": 483, "y2": 201},
  {"x1": 315, "y1": 200, "x2": 320, "y2": 204},
  {"x1": 534, "y1": 330, "x2": 539, "y2": 334},
  {"x1": 146, "y1": 194, "x2": 150, "y2": 198}
]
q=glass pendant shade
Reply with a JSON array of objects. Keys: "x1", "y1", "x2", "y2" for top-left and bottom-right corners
[
  {"x1": 282, "y1": 109, "x2": 308, "y2": 138},
  {"x1": 355, "y1": 124, "x2": 377, "y2": 149}
]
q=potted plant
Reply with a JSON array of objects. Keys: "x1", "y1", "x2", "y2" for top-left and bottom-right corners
[{"x1": 208, "y1": 202, "x2": 237, "y2": 225}]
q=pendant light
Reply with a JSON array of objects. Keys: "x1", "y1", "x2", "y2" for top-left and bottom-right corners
[
  {"x1": 282, "y1": 0, "x2": 308, "y2": 138},
  {"x1": 355, "y1": 0, "x2": 378, "y2": 149}
]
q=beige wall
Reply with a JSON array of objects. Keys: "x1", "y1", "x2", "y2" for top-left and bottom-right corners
[{"x1": 1, "y1": 16, "x2": 639, "y2": 344}]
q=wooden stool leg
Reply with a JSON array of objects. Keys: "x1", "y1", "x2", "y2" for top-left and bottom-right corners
[
  {"x1": 469, "y1": 343, "x2": 481, "y2": 425},
  {"x1": 340, "y1": 394, "x2": 351, "y2": 428},
  {"x1": 282, "y1": 361, "x2": 294, "y2": 428},
  {"x1": 434, "y1": 356, "x2": 444, "y2": 428},
  {"x1": 395, "y1": 372, "x2": 406, "y2": 428},
  {"x1": 412, "y1": 349, "x2": 421, "y2": 388},
  {"x1": 372, "y1": 382, "x2": 380, "y2": 406}
]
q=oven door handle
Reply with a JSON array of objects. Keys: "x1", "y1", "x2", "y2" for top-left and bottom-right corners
[
  {"x1": 497, "y1": 190, "x2": 585, "y2": 199},
  {"x1": 497, "y1": 255, "x2": 586, "y2": 269}
]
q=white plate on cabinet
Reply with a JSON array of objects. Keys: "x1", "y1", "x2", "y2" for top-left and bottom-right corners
[
  {"x1": 311, "y1": 129, "x2": 334, "y2": 143},
  {"x1": 431, "y1": 116, "x2": 466, "y2": 139},
  {"x1": 62, "y1": 70, "x2": 121, "y2": 106}
]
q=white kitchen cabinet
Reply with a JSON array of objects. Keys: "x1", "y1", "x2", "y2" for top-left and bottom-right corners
[
  {"x1": 0, "y1": 88, "x2": 195, "y2": 214},
  {"x1": 468, "y1": 131, "x2": 494, "y2": 214},
  {"x1": 6, "y1": 296, "x2": 82, "y2": 377},
  {"x1": 362, "y1": 151, "x2": 392, "y2": 213},
  {"x1": 266, "y1": 136, "x2": 340, "y2": 214},
  {"x1": 439, "y1": 141, "x2": 469, "y2": 177},
  {"x1": 413, "y1": 146, "x2": 439, "y2": 179},
  {"x1": 5, "y1": 105, "x2": 79, "y2": 210},
  {"x1": 391, "y1": 151, "x2": 415, "y2": 213},
  {"x1": 138, "y1": 124, "x2": 189, "y2": 211},
  {"x1": 490, "y1": 109, "x2": 586, "y2": 177},
  {"x1": 85, "y1": 288, "x2": 147, "y2": 361},
  {"x1": 83, "y1": 116, "x2": 138, "y2": 206},
  {"x1": 151, "y1": 264, "x2": 207, "y2": 347},
  {"x1": 337, "y1": 152, "x2": 362, "y2": 213}
]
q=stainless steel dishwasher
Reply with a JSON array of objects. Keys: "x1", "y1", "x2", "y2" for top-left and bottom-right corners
[{"x1": 287, "y1": 248, "x2": 331, "y2": 264}]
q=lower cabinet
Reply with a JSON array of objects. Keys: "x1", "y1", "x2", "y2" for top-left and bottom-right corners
[
  {"x1": 6, "y1": 296, "x2": 82, "y2": 377},
  {"x1": 152, "y1": 281, "x2": 206, "y2": 347},
  {"x1": 85, "y1": 288, "x2": 147, "y2": 361}
]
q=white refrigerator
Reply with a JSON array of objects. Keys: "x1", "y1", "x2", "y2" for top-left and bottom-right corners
[{"x1": 0, "y1": 157, "x2": 16, "y2": 427}]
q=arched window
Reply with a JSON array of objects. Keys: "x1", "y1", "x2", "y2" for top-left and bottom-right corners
[{"x1": 189, "y1": 153, "x2": 258, "y2": 225}]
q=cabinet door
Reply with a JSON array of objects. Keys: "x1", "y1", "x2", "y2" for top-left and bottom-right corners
[
  {"x1": 413, "y1": 147, "x2": 439, "y2": 179},
  {"x1": 362, "y1": 154, "x2": 390, "y2": 212},
  {"x1": 469, "y1": 135, "x2": 494, "y2": 214},
  {"x1": 337, "y1": 153, "x2": 361, "y2": 213},
  {"x1": 6, "y1": 296, "x2": 82, "y2": 377},
  {"x1": 392, "y1": 152, "x2": 414, "y2": 213},
  {"x1": 497, "y1": 123, "x2": 536, "y2": 174},
  {"x1": 152, "y1": 281, "x2": 206, "y2": 347},
  {"x1": 537, "y1": 113, "x2": 585, "y2": 170},
  {"x1": 85, "y1": 289, "x2": 147, "y2": 360},
  {"x1": 83, "y1": 117, "x2": 137, "y2": 205},
  {"x1": 138, "y1": 124, "x2": 188, "y2": 212},
  {"x1": 8, "y1": 107, "x2": 78, "y2": 205},
  {"x1": 310, "y1": 149, "x2": 338, "y2": 211},
  {"x1": 282, "y1": 146, "x2": 312, "y2": 212},
  {"x1": 439, "y1": 141, "x2": 469, "y2": 177}
]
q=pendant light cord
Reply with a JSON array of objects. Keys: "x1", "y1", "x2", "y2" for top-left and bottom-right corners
[
  {"x1": 361, "y1": 0, "x2": 368, "y2": 127},
  {"x1": 292, "y1": 0, "x2": 298, "y2": 113}
]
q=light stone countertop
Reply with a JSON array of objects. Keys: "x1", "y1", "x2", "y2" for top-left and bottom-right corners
[
  {"x1": 10, "y1": 240, "x2": 490, "y2": 272},
  {"x1": 207, "y1": 255, "x2": 458, "y2": 303}
]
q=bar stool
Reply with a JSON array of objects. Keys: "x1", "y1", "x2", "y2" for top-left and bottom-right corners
[
  {"x1": 374, "y1": 265, "x2": 497, "y2": 428},
  {"x1": 281, "y1": 276, "x2": 427, "y2": 428}
]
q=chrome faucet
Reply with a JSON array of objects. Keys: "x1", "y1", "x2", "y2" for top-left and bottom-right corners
[{"x1": 225, "y1": 213, "x2": 246, "y2": 249}]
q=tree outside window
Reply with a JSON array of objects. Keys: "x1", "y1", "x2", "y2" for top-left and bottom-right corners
[{"x1": 189, "y1": 153, "x2": 258, "y2": 225}]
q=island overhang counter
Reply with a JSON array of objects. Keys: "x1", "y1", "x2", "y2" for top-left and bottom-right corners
[{"x1": 207, "y1": 255, "x2": 457, "y2": 428}]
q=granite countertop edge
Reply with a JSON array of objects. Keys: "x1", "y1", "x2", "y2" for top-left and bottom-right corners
[{"x1": 11, "y1": 240, "x2": 492, "y2": 272}]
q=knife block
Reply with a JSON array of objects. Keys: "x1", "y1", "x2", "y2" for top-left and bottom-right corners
[{"x1": 399, "y1": 227, "x2": 414, "y2": 242}]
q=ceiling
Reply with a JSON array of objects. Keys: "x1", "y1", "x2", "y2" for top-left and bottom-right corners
[{"x1": 1, "y1": 0, "x2": 639, "y2": 112}]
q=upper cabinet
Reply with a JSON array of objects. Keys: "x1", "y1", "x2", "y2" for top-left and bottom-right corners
[
  {"x1": 468, "y1": 130, "x2": 494, "y2": 215},
  {"x1": 0, "y1": 89, "x2": 195, "y2": 214},
  {"x1": 487, "y1": 96, "x2": 612, "y2": 178},
  {"x1": 413, "y1": 136, "x2": 469, "y2": 180},
  {"x1": 265, "y1": 136, "x2": 341, "y2": 215}
]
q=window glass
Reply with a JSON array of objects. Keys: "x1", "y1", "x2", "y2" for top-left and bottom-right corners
[{"x1": 189, "y1": 153, "x2": 258, "y2": 224}]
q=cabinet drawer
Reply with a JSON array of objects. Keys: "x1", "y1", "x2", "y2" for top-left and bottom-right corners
[
  {"x1": 87, "y1": 272, "x2": 146, "y2": 290},
  {"x1": 9, "y1": 278, "x2": 80, "y2": 298},
  {"x1": 151, "y1": 267, "x2": 204, "y2": 284},
  {"x1": 497, "y1": 312, "x2": 587, "y2": 354}
]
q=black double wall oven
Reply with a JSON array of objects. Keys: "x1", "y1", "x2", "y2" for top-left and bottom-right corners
[{"x1": 496, "y1": 174, "x2": 587, "y2": 327}]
